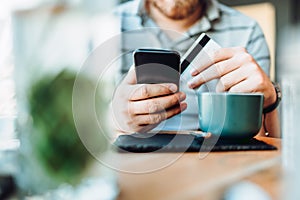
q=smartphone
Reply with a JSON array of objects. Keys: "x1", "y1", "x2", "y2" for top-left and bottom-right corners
[{"x1": 133, "y1": 49, "x2": 181, "y2": 88}]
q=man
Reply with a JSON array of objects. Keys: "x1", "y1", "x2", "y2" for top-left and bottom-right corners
[{"x1": 111, "y1": 0, "x2": 280, "y2": 137}]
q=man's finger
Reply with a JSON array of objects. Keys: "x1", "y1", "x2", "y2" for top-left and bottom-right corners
[
  {"x1": 130, "y1": 92, "x2": 186, "y2": 114},
  {"x1": 133, "y1": 102, "x2": 187, "y2": 125},
  {"x1": 228, "y1": 78, "x2": 257, "y2": 93},
  {"x1": 123, "y1": 66, "x2": 137, "y2": 84},
  {"x1": 129, "y1": 83, "x2": 178, "y2": 101},
  {"x1": 190, "y1": 47, "x2": 246, "y2": 76},
  {"x1": 188, "y1": 58, "x2": 240, "y2": 89},
  {"x1": 215, "y1": 64, "x2": 249, "y2": 92}
]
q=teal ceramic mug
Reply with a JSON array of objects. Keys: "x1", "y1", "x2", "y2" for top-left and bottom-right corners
[{"x1": 197, "y1": 92, "x2": 264, "y2": 139}]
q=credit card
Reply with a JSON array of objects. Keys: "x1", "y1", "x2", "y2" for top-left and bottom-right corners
[{"x1": 180, "y1": 33, "x2": 221, "y2": 74}]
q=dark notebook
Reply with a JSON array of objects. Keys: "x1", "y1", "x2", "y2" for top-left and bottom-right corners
[{"x1": 113, "y1": 133, "x2": 277, "y2": 153}]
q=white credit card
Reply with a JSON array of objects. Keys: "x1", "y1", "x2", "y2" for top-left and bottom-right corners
[{"x1": 180, "y1": 33, "x2": 221, "y2": 74}]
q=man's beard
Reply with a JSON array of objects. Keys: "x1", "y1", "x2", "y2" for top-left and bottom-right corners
[{"x1": 150, "y1": 0, "x2": 203, "y2": 20}]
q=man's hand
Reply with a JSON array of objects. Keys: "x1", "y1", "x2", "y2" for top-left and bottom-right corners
[
  {"x1": 187, "y1": 47, "x2": 276, "y2": 108},
  {"x1": 112, "y1": 68, "x2": 187, "y2": 133}
]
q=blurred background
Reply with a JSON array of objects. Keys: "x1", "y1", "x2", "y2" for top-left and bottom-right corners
[
  {"x1": 1, "y1": 0, "x2": 300, "y2": 199},
  {"x1": 0, "y1": 0, "x2": 120, "y2": 198}
]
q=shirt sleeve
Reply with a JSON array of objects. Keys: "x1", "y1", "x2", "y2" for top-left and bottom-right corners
[{"x1": 246, "y1": 22, "x2": 271, "y2": 77}]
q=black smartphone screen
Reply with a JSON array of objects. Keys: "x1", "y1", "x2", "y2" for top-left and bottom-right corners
[{"x1": 134, "y1": 49, "x2": 180, "y2": 87}]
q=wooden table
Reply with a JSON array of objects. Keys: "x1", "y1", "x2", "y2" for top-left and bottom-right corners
[{"x1": 115, "y1": 136, "x2": 281, "y2": 200}]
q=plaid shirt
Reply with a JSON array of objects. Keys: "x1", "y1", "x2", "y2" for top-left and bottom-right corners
[{"x1": 115, "y1": 0, "x2": 270, "y2": 130}]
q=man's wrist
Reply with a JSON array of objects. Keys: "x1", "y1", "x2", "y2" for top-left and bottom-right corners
[{"x1": 263, "y1": 82, "x2": 282, "y2": 114}]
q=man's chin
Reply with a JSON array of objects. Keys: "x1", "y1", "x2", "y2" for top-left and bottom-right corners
[
  {"x1": 157, "y1": 8, "x2": 194, "y2": 20},
  {"x1": 165, "y1": 12, "x2": 191, "y2": 20}
]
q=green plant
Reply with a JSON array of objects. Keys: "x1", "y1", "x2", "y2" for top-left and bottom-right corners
[{"x1": 28, "y1": 70, "x2": 107, "y2": 184}]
